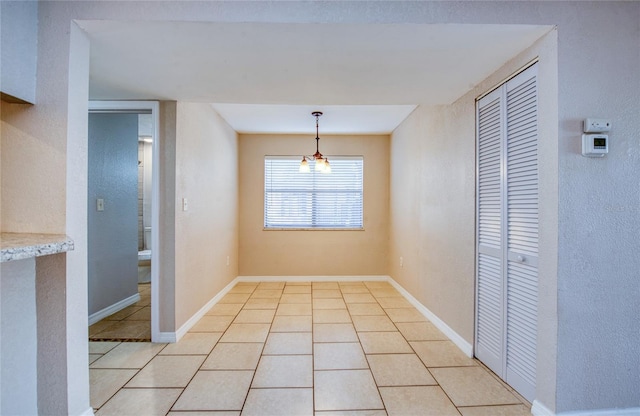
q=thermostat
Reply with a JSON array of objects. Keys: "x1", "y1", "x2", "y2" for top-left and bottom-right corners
[{"x1": 582, "y1": 134, "x2": 608, "y2": 157}]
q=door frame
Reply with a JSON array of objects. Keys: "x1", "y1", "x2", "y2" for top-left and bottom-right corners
[{"x1": 88, "y1": 100, "x2": 161, "y2": 342}]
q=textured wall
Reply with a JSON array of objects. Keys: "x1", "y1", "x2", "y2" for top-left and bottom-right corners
[
  {"x1": 0, "y1": 0, "x2": 37, "y2": 103},
  {"x1": 174, "y1": 102, "x2": 239, "y2": 328},
  {"x1": 87, "y1": 113, "x2": 139, "y2": 315},
  {"x1": 239, "y1": 134, "x2": 390, "y2": 277}
]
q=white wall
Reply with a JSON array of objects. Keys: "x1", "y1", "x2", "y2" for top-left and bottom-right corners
[
  {"x1": 174, "y1": 102, "x2": 239, "y2": 329},
  {"x1": 0, "y1": 0, "x2": 37, "y2": 103},
  {"x1": 391, "y1": 29, "x2": 559, "y2": 408}
]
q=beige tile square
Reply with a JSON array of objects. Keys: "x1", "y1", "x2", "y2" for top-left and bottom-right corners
[
  {"x1": 250, "y1": 289, "x2": 282, "y2": 299},
  {"x1": 172, "y1": 370, "x2": 254, "y2": 411},
  {"x1": 369, "y1": 288, "x2": 403, "y2": 298},
  {"x1": 89, "y1": 354, "x2": 102, "y2": 364},
  {"x1": 367, "y1": 354, "x2": 436, "y2": 386},
  {"x1": 358, "y1": 332, "x2": 413, "y2": 354},
  {"x1": 206, "y1": 303, "x2": 243, "y2": 316},
  {"x1": 126, "y1": 355, "x2": 205, "y2": 387},
  {"x1": 89, "y1": 320, "x2": 118, "y2": 337},
  {"x1": 284, "y1": 285, "x2": 312, "y2": 294},
  {"x1": 395, "y1": 321, "x2": 448, "y2": 341},
  {"x1": 285, "y1": 281, "x2": 312, "y2": 286},
  {"x1": 124, "y1": 306, "x2": 151, "y2": 321},
  {"x1": 312, "y1": 282, "x2": 340, "y2": 289},
  {"x1": 257, "y1": 281, "x2": 286, "y2": 290},
  {"x1": 385, "y1": 308, "x2": 427, "y2": 323},
  {"x1": 190, "y1": 315, "x2": 234, "y2": 332},
  {"x1": 458, "y1": 404, "x2": 533, "y2": 416},
  {"x1": 168, "y1": 412, "x2": 239, "y2": 416},
  {"x1": 339, "y1": 285, "x2": 370, "y2": 294},
  {"x1": 228, "y1": 284, "x2": 257, "y2": 293},
  {"x1": 377, "y1": 297, "x2": 413, "y2": 308},
  {"x1": 96, "y1": 388, "x2": 182, "y2": 415},
  {"x1": 314, "y1": 342, "x2": 368, "y2": 370},
  {"x1": 271, "y1": 315, "x2": 313, "y2": 332},
  {"x1": 280, "y1": 293, "x2": 312, "y2": 304},
  {"x1": 276, "y1": 303, "x2": 312, "y2": 316},
  {"x1": 92, "y1": 320, "x2": 151, "y2": 340},
  {"x1": 313, "y1": 298, "x2": 347, "y2": 309},
  {"x1": 313, "y1": 289, "x2": 343, "y2": 298},
  {"x1": 89, "y1": 341, "x2": 120, "y2": 354},
  {"x1": 89, "y1": 369, "x2": 137, "y2": 409},
  {"x1": 233, "y1": 309, "x2": 275, "y2": 324},
  {"x1": 243, "y1": 298, "x2": 280, "y2": 310},
  {"x1": 411, "y1": 340, "x2": 477, "y2": 367},
  {"x1": 363, "y1": 281, "x2": 393, "y2": 289},
  {"x1": 379, "y1": 386, "x2": 459, "y2": 416},
  {"x1": 160, "y1": 332, "x2": 221, "y2": 355},
  {"x1": 313, "y1": 309, "x2": 352, "y2": 324},
  {"x1": 252, "y1": 355, "x2": 313, "y2": 388},
  {"x1": 342, "y1": 293, "x2": 377, "y2": 303},
  {"x1": 352, "y1": 315, "x2": 397, "y2": 332},
  {"x1": 201, "y1": 342, "x2": 263, "y2": 370},
  {"x1": 219, "y1": 293, "x2": 250, "y2": 303},
  {"x1": 104, "y1": 305, "x2": 143, "y2": 321},
  {"x1": 430, "y1": 367, "x2": 521, "y2": 407},
  {"x1": 313, "y1": 323, "x2": 358, "y2": 342},
  {"x1": 90, "y1": 342, "x2": 165, "y2": 369},
  {"x1": 219, "y1": 323, "x2": 270, "y2": 343},
  {"x1": 242, "y1": 388, "x2": 314, "y2": 416},
  {"x1": 314, "y1": 412, "x2": 386, "y2": 416},
  {"x1": 314, "y1": 370, "x2": 383, "y2": 411},
  {"x1": 347, "y1": 303, "x2": 386, "y2": 316},
  {"x1": 264, "y1": 332, "x2": 312, "y2": 355}
]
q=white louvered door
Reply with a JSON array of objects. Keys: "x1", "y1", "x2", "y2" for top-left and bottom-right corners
[{"x1": 475, "y1": 64, "x2": 538, "y2": 402}]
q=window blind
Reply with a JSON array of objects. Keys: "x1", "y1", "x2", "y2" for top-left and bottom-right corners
[{"x1": 264, "y1": 156, "x2": 363, "y2": 229}]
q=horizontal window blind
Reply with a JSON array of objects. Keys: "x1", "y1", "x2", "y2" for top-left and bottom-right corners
[{"x1": 264, "y1": 156, "x2": 363, "y2": 229}]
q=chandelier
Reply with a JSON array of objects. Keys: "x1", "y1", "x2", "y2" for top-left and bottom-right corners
[{"x1": 299, "y1": 111, "x2": 331, "y2": 173}]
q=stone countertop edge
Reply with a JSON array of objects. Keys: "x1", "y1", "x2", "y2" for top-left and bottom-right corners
[{"x1": 1, "y1": 233, "x2": 75, "y2": 263}]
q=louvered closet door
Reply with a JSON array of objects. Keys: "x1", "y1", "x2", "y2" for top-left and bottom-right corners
[{"x1": 475, "y1": 64, "x2": 538, "y2": 403}]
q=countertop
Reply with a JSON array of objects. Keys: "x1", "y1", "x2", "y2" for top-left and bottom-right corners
[{"x1": 1, "y1": 232, "x2": 74, "y2": 262}]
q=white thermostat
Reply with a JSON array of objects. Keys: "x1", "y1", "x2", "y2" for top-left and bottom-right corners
[{"x1": 582, "y1": 134, "x2": 608, "y2": 157}]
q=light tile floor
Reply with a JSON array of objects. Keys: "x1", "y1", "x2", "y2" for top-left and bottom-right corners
[
  {"x1": 90, "y1": 281, "x2": 532, "y2": 415},
  {"x1": 89, "y1": 283, "x2": 151, "y2": 341}
]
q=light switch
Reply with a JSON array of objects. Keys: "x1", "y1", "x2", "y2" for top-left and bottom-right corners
[
  {"x1": 182, "y1": 198, "x2": 188, "y2": 211},
  {"x1": 96, "y1": 198, "x2": 104, "y2": 211}
]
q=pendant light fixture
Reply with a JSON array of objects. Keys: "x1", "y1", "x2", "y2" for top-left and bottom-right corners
[{"x1": 299, "y1": 111, "x2": 331, "y2": 173}]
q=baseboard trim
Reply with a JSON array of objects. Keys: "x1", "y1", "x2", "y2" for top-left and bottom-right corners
[
  {"x1": 171, "y1": 278, "x2": 240, "y2": 342},
  {"x1": 88, "y1": 293, "x2": 141, "y2": 326},
  {"x1": 236, "y1": 275, "x2": 389, "y2": 282},
  {"x1": 386, "y1": 276, "x2": 474, "y2": 357},
  {"x1": 154, "y1": 332, "x2": 177, "y2": 343},
  {"x1": 533, "y1": 400, "x2": 640, "y2": 416}
]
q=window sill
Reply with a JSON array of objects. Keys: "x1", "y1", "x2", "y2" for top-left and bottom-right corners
[{"x1": 263, "y1": 227, "x2": 365, "y2": 231}]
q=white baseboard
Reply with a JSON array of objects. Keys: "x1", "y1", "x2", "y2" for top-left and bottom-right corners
[
  {"x1": 170, "y1": 278, "x2": 240, "y2": 342},
  {"x1": 88, "y1": 293, "x2": 140, "y2": 325},
  {"x1": 386, "y1": 276, "x2": 474, "y2": 357},
  {"x1": 533, "y1": 400, "x2": 640, "y2": 416},
  {"x1": 154, "y1": 332, "x2": 177, "y2": 343},
  {"x1": 236, "y1": 275, "x2": 389, "y2": 282}
]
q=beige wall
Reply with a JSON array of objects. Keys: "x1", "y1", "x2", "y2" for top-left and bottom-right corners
[
  {"x1": 390, "y1": 30, "x2": 558, "y2": 403},
  {"x1": 174, "y1": 102, "x2": 239, "y2": 327},
  {"x1": 239, "y1": 134, "x2": 389, "y2": 276}
]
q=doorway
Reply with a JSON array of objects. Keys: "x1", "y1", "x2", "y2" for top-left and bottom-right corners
[{"x1": 87, "y1": 101, "x2": 160, "y2": 342}]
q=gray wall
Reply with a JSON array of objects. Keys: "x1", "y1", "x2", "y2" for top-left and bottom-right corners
[
  {"x1": 88, "y1": 113, "x2": 139, "y2": 315},
  {"x1": 0, "y1": 0, "x2": 37, "y2": 103}
]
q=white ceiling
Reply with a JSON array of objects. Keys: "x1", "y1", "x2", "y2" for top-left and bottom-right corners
[{"x1": 80, "y1": 21, "x2": 551, "y2": 134}]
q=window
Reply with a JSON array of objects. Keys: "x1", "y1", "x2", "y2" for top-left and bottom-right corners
[{"x1": 264, "y1": 156, "x2": 363, "y2": 229}]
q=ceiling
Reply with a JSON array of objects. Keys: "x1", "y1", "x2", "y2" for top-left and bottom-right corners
[{"x1": 79, "y1": 21, "x2": 551, "y2": 134}]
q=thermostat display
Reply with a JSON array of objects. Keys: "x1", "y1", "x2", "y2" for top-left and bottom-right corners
[{"x1": 582, "y1": 134, "x2": 608, "y2": 157}]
